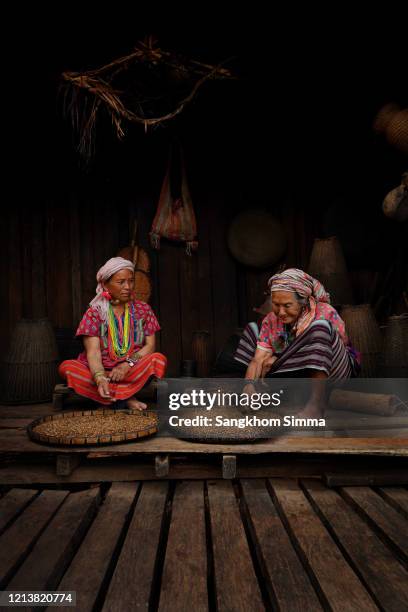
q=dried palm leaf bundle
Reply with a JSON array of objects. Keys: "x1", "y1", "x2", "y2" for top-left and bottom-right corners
[{"x1": 61, "y1": 35, "x2": 235, "y2": 161}]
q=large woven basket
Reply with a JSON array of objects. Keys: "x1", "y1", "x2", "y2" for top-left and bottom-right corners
[
  {"x1": 373, "y1": 103, "x2": 408, "y2": 154},
  {"x1": 1, "y1": 318, "x2": 59, "y2": 404},
  {"x1": 307, "y1": 237, "x2": 353, "y2": 306},
  {"x1": 379, "y1": 314, "x2": 408, "y2": 377},
  {"x1": 27, "y1": 408, "x2": 158, "y2": 446},
  {"x1": 340, "y1": 304, "x2": 383, "y2": 377}
]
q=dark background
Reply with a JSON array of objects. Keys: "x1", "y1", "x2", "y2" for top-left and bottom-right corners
[{"x1": 3, "y1": 8, "x2": 407, "y2": 374}]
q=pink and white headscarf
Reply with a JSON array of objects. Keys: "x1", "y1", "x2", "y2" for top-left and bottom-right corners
[
  {"x1": 89, "y1": 257, "x2": 135, "y2": 323},
  {"x1": 268, "y1": 268, "x2": 331, "y2": 336}
]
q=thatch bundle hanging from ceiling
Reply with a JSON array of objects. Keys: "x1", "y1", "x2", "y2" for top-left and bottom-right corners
[{"x1": 61, "y1": 35, "x2": 235, "y2": 161}]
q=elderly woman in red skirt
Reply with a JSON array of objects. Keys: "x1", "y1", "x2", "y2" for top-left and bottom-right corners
[{"x1": 59, "y1": 257, "x2": 167, "y2": 410}]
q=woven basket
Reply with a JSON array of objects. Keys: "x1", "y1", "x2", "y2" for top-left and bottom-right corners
[
  {"x1": 340, "y1": 304, "x2": 383, "y2": 377},
  {"x1": 373, "y1": 103, "x2": 401, "y2": 134},
  {"x1": 27, "y1": 408, "x2": 158, "y2": 446},
  {"x1": 1, "y1": 319, "x2": 59, "y2": 404},
  {"x1": 173, "y1": 406, "x2": 276, "y2": 443},
  {"x1": 307, "y1": 237, "x2": 353, "y2": 306},
  {"x1": 373, "y1": 104, "x2": 408, "y2": 154},
  {"x1": 379, "y1": 314, "x2": 408, "y2": 377},
  {"x1": 386, "y1": 109, "x2": 408, "y2": 154},
  {"x1": 227, "y1": 210, "x2": 286, "y2": 268}
]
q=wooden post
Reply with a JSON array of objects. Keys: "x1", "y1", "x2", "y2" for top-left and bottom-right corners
[
  {"x1": 222, "y1": 455, "x2": 237, "y2": 479},
  {"x1": 56, "y1": 454, "x2": 81, "y2": 477},
  {"x1": 53, "y1": 384, "x2": 71, "y2": 410},
  {"x1": 155, "y1": 455, "x2": 170, "y2": 478}
]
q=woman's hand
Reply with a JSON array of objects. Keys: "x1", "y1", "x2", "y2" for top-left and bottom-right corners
[
  {"x1": 108, "y1": 363, "x2": 131, "y2": 383},
  {"x1": 243, "y1": 382, "x2": 257, "y2": 397},
  {"x1": 261, "y1": 355, "x2": 278, "y2": 377},
  {"x1": 97, "y1": 378, "x2": 113, "y2": 400}
]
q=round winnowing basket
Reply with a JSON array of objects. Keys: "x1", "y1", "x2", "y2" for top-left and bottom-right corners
[
  {"x1": 117, "y1": 245, "x2": 152, "y2": 302},
  {"x1": 27, "y1": 409, "x2": 158, "y2": 446},
  {"x1": 227, "y1": 210, "x2": 286, "y2": 268},
  {"x1": 134, "y1": 269, "x2": 152, "y2": 302},
  {"x1": 172, "y1": 407, "x2": 278, "y2": 443}
]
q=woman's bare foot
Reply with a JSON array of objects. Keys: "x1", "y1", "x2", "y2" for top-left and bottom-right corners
[
  {"x1": 127, "y1": 398, "x2": 147, "y2": 411},
  {"x1": 296, "y1": 402, "x2": 326, "y2": 418}
]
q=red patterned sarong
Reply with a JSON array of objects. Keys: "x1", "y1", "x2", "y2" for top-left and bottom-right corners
[{"x1": 59, "y1": 352, "x2": 167, "y2": 405}]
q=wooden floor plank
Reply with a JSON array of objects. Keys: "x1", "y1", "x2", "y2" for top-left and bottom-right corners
[
  {"x1": 159, "y1": 481, "x2": 207, "y2": 612},
  {"x1": 377, "y1": 487, "x2": 408, "y2": 519},
  {"x1": 241, "y1": 479, "x2": 322, "y2": 611},
  {"x1": 47, "y1": 483, "x2": 137, "y2": 612},
  {"x1": 1, "y1": 428, "x2": 407, "y2": 456},
  {"x1": 102, "y1": 481, "x2": 168, "y2": 612},
  {"x1": 0, "y1": 419, "x2": 32, "y2": 429},
  {"x1": 270, "y1": 479, "x2": 377, "y2": 612},
  {"x1": 340, "y1": 487, "x2": 408, "y2": 560},
  {"x1": 207, "y1": 480, "x2": 264, "y2": 611},
  {"x1": 4, "y1": 456, "x2": 407, "y2": 485},
  {"x1": 0, "y1": 404, "x2": 54, "y2": 419},
  {"x1": 0, "y1": 490, "x2": 68, "y2": 587},
  {"x1": 7, "y1": 488, "x2": 100, "y2": 591},
  {"x1": 303, "y1": 479, "x2": 408, "y2": 611},
  {"x1": 0, "y1": 488, "x2": 38, "y2": 533},
  {"x1": 325, "y1": 470, "x2": 408, "y2": 486}
]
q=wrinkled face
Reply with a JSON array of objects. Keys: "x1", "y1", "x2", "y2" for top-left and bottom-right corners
[
  {"x1": 104, "y1": 269, "x2": 134, "y2": 303},
  {"x1": 271, "y1": 290, "x2": 303, "y2": 324}
]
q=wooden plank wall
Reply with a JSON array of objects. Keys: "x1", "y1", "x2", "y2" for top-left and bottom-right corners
[
  {"x1": 1, "y1": 180, "x2": 318, "y2": 376},
  {"x1": 3, "y1": 185, "x2": 407, "y2": 378}
]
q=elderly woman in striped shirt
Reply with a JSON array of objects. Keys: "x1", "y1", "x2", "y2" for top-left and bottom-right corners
[{"x1": 243, "y1": 268, "x2": 360, "y2": 417}]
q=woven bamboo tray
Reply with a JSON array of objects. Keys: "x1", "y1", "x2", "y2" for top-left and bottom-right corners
[
  {"x1": 172, "y1": 407, "x2": 278, "y2": 443},
  {"x1": 27, "y1": 409, "x2": 158, "y2": 446}
]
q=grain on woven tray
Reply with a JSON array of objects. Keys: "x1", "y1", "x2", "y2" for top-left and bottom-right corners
[{"x1": 33, "y1": 413, "x2": 157, "y2": 437}]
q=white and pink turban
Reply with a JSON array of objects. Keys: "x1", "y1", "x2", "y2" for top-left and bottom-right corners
[
  {"x1": 89, "y1": 257, "x2": 135, "y2": 323},
  {"x1": 267, "y1": 268, "x2": 330, "y2": 336}
]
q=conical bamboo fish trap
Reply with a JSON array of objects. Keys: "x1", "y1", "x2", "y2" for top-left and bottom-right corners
[
  {"x1": 1, "y1": 319, "x2": 60, "y2": 404},
  {"x1": 340, "y1": 304, "x2": 383, "y2": 377},
  {"x1": 379, "y1": 314, "x2": 408, "y2": 377},
  {"x1": 307, "y1": 237, "x2": 353, "y2": 306}
]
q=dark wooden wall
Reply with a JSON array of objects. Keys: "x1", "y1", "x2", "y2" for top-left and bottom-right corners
[{"x1": 1, "y1": 182, "x2": 320, "y2": 376}]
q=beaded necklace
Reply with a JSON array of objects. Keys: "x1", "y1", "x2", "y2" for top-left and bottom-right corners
[{"x1": 108, "y1": 303, "x2": 132, "y2": 358}]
